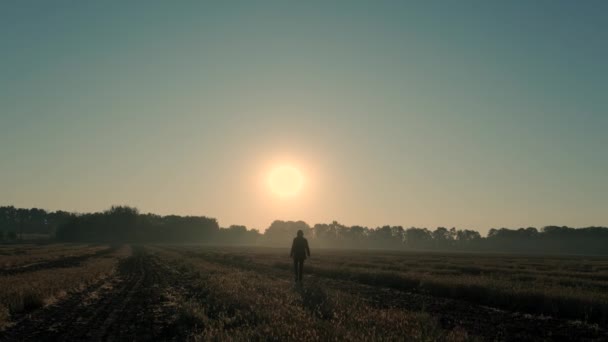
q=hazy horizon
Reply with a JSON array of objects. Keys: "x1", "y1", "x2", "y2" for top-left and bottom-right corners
[{"x1": 2, "y1": 1, "x2": 607, "y2": 235}]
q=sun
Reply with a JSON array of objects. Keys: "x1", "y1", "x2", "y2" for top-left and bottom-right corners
[{"x1": 267, "y1": 165, "x2": 304, "y2": 198}]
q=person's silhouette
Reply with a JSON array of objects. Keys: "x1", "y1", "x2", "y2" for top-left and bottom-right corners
[{"x1": 290, "y1": 229, "x2": 310, "y2": 283}]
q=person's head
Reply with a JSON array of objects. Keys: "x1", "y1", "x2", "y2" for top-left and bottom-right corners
[{"x1": 297, "y1": 230, "x2": 304, "y2": 238}]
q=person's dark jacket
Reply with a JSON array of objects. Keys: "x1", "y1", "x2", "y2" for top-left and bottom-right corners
[{"x1": 290, "y1": 236, "x2": 310, "y2": 260}]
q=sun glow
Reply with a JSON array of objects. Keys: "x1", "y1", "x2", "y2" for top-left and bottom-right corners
[{"x1": 267, "y1": 165, "x2": 304, "y2": 198}]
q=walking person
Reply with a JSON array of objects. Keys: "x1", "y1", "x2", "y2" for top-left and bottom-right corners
[{"x1": 290, "y1": 230, "x2": 310, "y2": 283}]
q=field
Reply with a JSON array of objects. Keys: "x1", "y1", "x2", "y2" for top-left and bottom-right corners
[{"x1": 0, "y1": 244, "x2": 607, "y2": 341}]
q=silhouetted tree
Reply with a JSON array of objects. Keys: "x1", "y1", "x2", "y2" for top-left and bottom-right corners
[
  {"x1": 4, "y1": 205, "x2": 608, "y2": 254},
  {"x1": 218, "y1": 225, "x2": 261, "y2": 245},
  {"x1": 56, "y1": 206, "x2": 219, "y2": 243},
  {"x1": 405, "y1": 227, "x2": 433, "y2": 249},
  {"x1": 264, "y1": 220, "x2": 311, "y2": 245}
]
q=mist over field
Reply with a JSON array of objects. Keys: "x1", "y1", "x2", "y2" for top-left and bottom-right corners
[
  {"x1": 2, "y1": 1, "x2": 608, "y2": 341},
  {"x1": 2, "y1": 205, "x2": 608, "y2": 256},
  {"x1": 2, "y1": 207, "x2": 608, "y2": 340}
]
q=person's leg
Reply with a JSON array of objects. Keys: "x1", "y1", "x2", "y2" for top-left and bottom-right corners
[
  {"x1": 298, "y1": 259, "x2": 304, "y2": 282},
  {"x1": 293, "y1": 258, "x2": 299, "y2": 282}
]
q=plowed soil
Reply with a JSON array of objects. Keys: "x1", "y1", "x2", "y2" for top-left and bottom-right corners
[
  {"x1": 0, "y1": 247, "x2": 117, "y2": 276},
  {"x1": 1, "y1": 246, "x2": 606, "y2": 341},
  {"x1": 0, "y1": 247, "x2": 184, "y2": 341}
]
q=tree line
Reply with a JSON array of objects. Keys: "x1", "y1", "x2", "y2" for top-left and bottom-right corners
[
  {"x1": 1, "y1": 206, "x2": 607, "y2": 255},
  {"x1": 0, "y1": 206, "x2": 72, "y2": 240}
]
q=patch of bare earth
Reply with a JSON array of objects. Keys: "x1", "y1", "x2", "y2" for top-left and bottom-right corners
[{"x1": 0, "y1": 247, "x2": 188, "y2": 341}]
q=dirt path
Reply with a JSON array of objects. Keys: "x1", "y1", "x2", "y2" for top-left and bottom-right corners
[{"x1": 0, "y1": 247, "x2": 180, "y2": 341}]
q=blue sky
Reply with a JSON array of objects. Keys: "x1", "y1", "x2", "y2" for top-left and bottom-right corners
[{"x1": 1, "y1": 1, "x2": 607, "y2": 232}]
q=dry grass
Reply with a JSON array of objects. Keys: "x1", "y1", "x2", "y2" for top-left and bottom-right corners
[
  {"x1": 173, "y1": 246, "x2": 608, "y2": 324},
  {"x1": 0, "y1": 244, "x2": 111, "y2": 269},
  {"x1": 154, "y1": 248, "x2": 474, "y2": 341},
  {"x1": 0, "y1": 245, "x2": 131, "y2": 329},
  {"x1": 3, "y1": 244, "x2": 605, "y2": 338}
]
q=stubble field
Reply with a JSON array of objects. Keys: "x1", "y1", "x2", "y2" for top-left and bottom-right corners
[{"x1": 0, "y1": 244, "x2": 607, "y2": 341}]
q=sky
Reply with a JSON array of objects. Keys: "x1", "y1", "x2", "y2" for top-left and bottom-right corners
[{"x1": 1, "y1": 1, "x2": 607, "y2": 233}]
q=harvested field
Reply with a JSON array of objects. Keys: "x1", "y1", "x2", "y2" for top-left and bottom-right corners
[
  {"x1": 0, "y1": 245, "x2": 607, "y2": 341},
  {"x1": 0, "y1": 245, "x2": 117, "y2": 276},
  {"x1": 0, "y1": 244, "x2": 111, "y2": 270}
]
